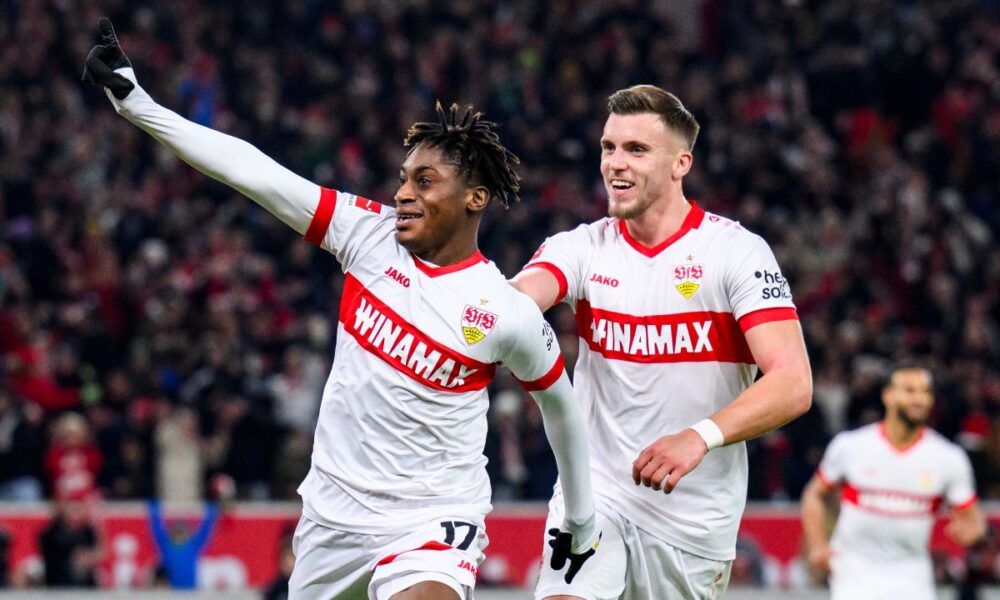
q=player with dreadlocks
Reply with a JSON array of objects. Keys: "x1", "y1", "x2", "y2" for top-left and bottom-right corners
[{"x1": 84, "y1": 17, "x2": 600, "y2": 600}]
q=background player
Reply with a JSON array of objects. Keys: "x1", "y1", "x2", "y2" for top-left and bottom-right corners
[
  {"x1": 510, "y1": 84, "x2": 813, "y2": 598},
  {"x1": 801, "y1": 364, "x2": 986, "y2": 600},
  {"x1": 83, "y1": 18, "x2": 599, "y2": 600}
]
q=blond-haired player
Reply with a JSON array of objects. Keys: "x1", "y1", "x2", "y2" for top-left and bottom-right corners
[{"x1": 511, "y1": 85, "x2": 813, "y2": 599}]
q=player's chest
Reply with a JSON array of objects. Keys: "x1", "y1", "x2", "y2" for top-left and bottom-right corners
[
  {"x1": 581, "y1": 242, "x2": 727, "y2": 314},
  {"x1": 845, "y1": 450, "x2": 949, "y2": 500},
  {"x1": 341, "y1": 262, "x2": 508, "y2": 362}
]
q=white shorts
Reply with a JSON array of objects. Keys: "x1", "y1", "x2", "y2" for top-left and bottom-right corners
[
  {"x1": 289, "y1": 513, "x2": 489, "y2": 600},
  {"x1": 535, "y1": 496, "x2": 731, "y2": 600},
  {"x1": 829, "y1": 552, "x2": 935, "y2": 600}
]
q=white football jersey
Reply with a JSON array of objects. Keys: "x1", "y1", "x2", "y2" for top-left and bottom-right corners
[
  {"x1": 297, "y1": 188, "x2": 565, "y2": 534},
  {"x1": 522, "y1": 202, "x2": 797, "y2": 560},
  {"x1": 818, "y1": 422, "x2": 977, "y2": 561}
]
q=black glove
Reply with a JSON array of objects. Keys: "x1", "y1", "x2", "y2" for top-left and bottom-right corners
[
  {"x1": 81, "y1": 17, "x2": 135, "y2": 100},
  {"x1": 548, "y1": 527, "x2": 600, "y2": 584}
]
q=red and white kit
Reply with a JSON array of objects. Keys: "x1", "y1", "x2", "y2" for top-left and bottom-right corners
[
  {"x1": 298, "y1": 188, "x2": 564, "y2": 534},
  {"x1": 817, "y1": 423, "x2": 977, "y2": 600},
  {"x1": 524, "y1": 203, "x2": 798, "y2": 561}
]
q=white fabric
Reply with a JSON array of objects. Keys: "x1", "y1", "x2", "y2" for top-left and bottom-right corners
[
  {"x1": 690, "y1": 418, "x2": 725, "y2": 450},
  {"x1": 524, "y1": 205, "x2": 797, "y2": 560},
  {"x1": 535, "y1": 490, "x2": 732, "y2": 600},
  {"x1": 289, "y1": 513, "x2": 486, "y2": 600},
  {"x1": 819, "y1": 423, "x2": 976, "y2": 567}
]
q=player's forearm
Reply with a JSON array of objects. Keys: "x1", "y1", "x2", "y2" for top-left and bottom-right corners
[
  {"x1": 709, "y1": 366, "x2": 811, "y2": 445},
  {"x1": 801, "y1": 481, "x2": 832, "y2": 549},
  {"x1": 107, "y1": 69, "x2": 321, "y2": 235},
  {"x1": 530, "y1": 374, "x2": 597, "y2": 548}
]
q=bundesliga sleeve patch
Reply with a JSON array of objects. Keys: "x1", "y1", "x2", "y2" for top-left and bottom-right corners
[
  {"x1": 461, "y1": 305, "x2": 498, "y2": 345},
  {"x1": 345, "y1": 194, "x2": 382, "y2": 214}
]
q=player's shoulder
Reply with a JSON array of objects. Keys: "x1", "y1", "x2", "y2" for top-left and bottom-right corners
[
  {"x1": 697, "y1": 206, "x2": 771, "y2": 250},
  {"x1": 921, "y1": 428, "x2": 967, "y2": 457}
]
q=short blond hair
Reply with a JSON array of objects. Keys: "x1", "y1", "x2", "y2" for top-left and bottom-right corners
[{"x1": 608, "y1": 85, "x2": 700, "y2": 151}]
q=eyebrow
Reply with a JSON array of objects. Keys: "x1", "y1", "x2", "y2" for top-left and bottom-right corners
[{"x1": 400, "y1": 165, "x2": 441, "y2": 176}]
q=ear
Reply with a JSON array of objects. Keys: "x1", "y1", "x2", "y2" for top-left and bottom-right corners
[
  {"x1": 466, "y1": 186, "x2": 490, "y2": 213},
  {"x1": 672, "y1": 150, "x2": 693, "y2": 180}
]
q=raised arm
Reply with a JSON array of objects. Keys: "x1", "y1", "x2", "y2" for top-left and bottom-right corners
[{"x1": 82, "y1": 19, "x2": 321, "y2": 235}]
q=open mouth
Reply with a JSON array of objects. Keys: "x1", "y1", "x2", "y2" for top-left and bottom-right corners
[
  {"x1": 396, "y1": 213, "x2": 422, "y2": 224},
  {"x1": 610, "y1": 179, "x2": 634, "y2": 192}
]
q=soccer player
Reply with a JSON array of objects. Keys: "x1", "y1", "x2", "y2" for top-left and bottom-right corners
[
  {"x1": 801, "y1": 364, "x2": 986, "y2": 600},
  {"x1": 510, "y1": 84, "x2": 813, "y2": 599},
  {"x1": 82, "y1": 19, "x2": 600, "y2": 600}
]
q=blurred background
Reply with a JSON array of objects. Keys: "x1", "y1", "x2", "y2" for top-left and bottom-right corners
[{"x1": 0, "y1": 0, "x2": 998, "y2": 596}]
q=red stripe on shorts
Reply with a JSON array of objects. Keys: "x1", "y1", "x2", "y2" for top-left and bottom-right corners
[{"x1": 376, "y1": 541, "x2": 454, "y2": 567}]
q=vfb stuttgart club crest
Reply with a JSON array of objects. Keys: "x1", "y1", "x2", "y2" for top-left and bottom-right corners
[
  {"x1": 673, "y1": 264, "x2": 704, "y2": 299},
  {"x1": 461, "y1": 305, "x2": 498, "y2": 345}
]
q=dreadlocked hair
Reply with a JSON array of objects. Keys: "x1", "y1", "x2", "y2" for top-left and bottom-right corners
[{"x1": 404, "y1": 101, "x2": 521, "y2": 208}]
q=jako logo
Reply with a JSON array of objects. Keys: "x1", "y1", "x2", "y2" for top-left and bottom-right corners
[
  {"x1": 457, "y1": 560, "x2": 478, "y2": 577},
  {"x1": 384, "y1": 266, "x2": 410, "y2": 288},
  {"x1": 755, "y1": 270, "x2": 791, "y2": 299},
  {"x1": 590, "y1": 273, "x2": 619, "y2": 287}
]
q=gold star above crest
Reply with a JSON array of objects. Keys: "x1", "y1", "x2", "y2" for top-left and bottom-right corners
[
  {"x1": 686, "y1": 255, "x2": 694, "y2": 261},
  {"x1": 479, "y1": 297, "x2": 489, "y2": 306}
]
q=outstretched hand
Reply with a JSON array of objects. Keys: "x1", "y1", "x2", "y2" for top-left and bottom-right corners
[
  {"x1": 548, "y1": 527, "x2": 601, "y2": 584},
  {"x1": 81, "y1": 17, "x2": 135, "y2": 99},
  {"x1": 632, "y1": 429, "x2": 708, "y2": 494}
]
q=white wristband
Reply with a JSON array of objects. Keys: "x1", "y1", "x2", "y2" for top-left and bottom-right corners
[{"x1": 690, "y1": 418, "x2": 725, "y2": 450}]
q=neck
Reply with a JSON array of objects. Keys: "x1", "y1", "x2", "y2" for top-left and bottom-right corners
[
  {"x1": 883, "y1": 419, "x2": 924, "y2": 450},
  {"x1": 414, "y1": 231, "x2": 479, "y2": 267},
  {"x1": 623, "y1": 189, "x2": 690, "y2": 247}
]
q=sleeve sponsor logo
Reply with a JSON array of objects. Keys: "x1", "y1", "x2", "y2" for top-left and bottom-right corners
[
  {"x1": 461, "y1": 305, "x2": 499, "y2": 345},
  {"x1": 574, "y1": 301, "x2": 754, "y2": 364},
  {"x1": 345, "y1": 194, "x2": 383, "y2": 214},
  {"x1": 339, "y1": 275, "x2": 494, "y2": 392},
  {"x1": 754, "y1": 270, "x2": 792, "y2": 300},
  {"x1": 672, "y1": 263, "x2": 704, "y2": 299},
  {"x1": 542, "y1": 322, "x2": 555, "y2": 351}
]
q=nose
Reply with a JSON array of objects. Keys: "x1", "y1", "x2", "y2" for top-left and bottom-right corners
[
  {"x1": 605, "y1": 147, "x2": 627, "y2": 172},
  {"x1": 394, "y1": 181, "x2": 415, "y2": 205}
]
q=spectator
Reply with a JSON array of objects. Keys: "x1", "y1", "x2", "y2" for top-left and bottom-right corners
[
  {"x1": 147, "y1": 498, "x2": 220, "y2": 590},
  {"x1": 43, "y1": 413, "x2": 101, "y2": 501},
  {"x1": 38, "y1": 499, "x2": 102, "y2": 587},
  {"x1": 0, "y1": 386, "x2": 44, "y2": 501}
]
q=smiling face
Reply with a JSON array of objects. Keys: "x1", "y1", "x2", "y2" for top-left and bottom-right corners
[
  {"x1": 394, "y1": 143, "x2": 487, "y2": 262},
  {"x1": 883, "y1": 368, "x2": 934, "y2": 430},
  {"x1": 600, "y1": 113, "x2": 692, "y2": 220}
]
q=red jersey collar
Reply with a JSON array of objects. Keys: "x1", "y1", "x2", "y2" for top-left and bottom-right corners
[
  {"x1": 412, "y1": 250, "x2": 489, "y2": 277},
  {"x1": 878, "y1": 421, "x2": 926, "y2": 454},
  {"x1": 619, "y1": 201, "x2": 705, "y2": 258}
]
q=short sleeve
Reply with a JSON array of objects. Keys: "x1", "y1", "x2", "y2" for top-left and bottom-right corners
[
  {"x1": 725, "y1": 233, "x2": 799, "y2": 333},
  {"x1": 817, "y1": 433, "x2": 849, "y2": 488},
  {"x1": 945, "y1": 448, "x2": 977, "y2": 509},
  {"x1": 520, "y1": 225, "x2": 593, "y2": 306},
  {"x1": 303, "y1": 188, "x2": 396, "y2": 272},
  {"x1": 501, "y1": 293, "x2": 566, "y2": 392}
]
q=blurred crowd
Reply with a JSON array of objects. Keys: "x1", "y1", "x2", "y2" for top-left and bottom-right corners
[{"x1": 0, "y1": 0, "x2": 998, "y2": 537}]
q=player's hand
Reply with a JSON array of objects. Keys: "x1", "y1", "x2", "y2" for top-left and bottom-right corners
[
  {"x1": 632, "y1": 429, "x2": 708, "y2": 493},
  {"x1": 81, "y1": 17, "x2": 135, "y2": 100},
  {"x1": 548, "y1": 526, "x2": 601, "y2": 584},
  {"x1": 806, "y1": 544, "x2": 832, "y2": 577},
  {"x1": 945, "y1": 513, "x2": 987, "y2": 547}
]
